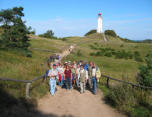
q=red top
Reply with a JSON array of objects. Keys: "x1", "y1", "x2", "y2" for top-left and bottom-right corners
[
  {"x1": 64, "y1": 69, "x2": 72, "y2": 78},
  {"x1": 98, "y1": 12, "x2": 102, "y2": 16}
]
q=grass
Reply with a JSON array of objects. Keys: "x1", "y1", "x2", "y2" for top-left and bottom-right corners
[
  {"x1": 0, "y1": 33, "x2": 152, "y2": 117},
  {"x1": 0, "y1": 35, "x2": 69, "y2": 99},
  {"x1": 63, "y1": 34, "x2": 152, "y2": 83}
]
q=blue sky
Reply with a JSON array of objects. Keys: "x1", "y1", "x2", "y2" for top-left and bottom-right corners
[{"x1": 0, "y1": 0, "x2": 152, "y2": 40}]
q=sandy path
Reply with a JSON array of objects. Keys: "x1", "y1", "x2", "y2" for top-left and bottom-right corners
[
  {"x1": 37, "y1": 45, "x2": 126, "y2": 117},
  {"x1": 37, "y1": 87, "x2": 126, "y2": 117}
]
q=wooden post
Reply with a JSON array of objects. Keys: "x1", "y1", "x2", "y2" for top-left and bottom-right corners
[
  {"x1": 106, "y1": 77, "x2": 109, "y2": 88},
  {"x1": 26, "y1": 83, "x2": 31, "y2": 99}
]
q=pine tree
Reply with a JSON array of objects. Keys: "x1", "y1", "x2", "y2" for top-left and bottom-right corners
[{"x1": 0, "y1": 7, "x2": 30, "y2": 50}]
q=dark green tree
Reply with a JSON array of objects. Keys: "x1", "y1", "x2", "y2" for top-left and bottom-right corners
[
  {"x1": 84, "y1": 29, "x2": 96, "y2": 36},
  {"x1": 137, "y1": 51, "x2": 152, "y2": 87},
  {"x1": 0, "y1": 7, "x2": 30, "y2": 50},
  {"x1": 105, "y1": 30, "x2": 117, "y2": 37},
  {"x1": 39, "y1": 30, "x2": 54, "y2": 38}
]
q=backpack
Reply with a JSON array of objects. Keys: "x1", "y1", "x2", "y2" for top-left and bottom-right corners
[
  {"x1": 45, "y1": 70, "x2": 50, "y2": 78},
  {"x1": 96, "y1": 68, "x2": 101, "y2": 79}
]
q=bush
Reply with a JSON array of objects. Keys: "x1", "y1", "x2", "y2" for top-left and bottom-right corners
[
  {"x1": 104, "y1": 51, "x2": 112, "y2": 57},
  {"x1": 137, "y1": 51, "x2": 152, "y2": 87},
  {"x1": 105, "y1": 30, "x2": 117, "y2": 37},
  {"x1": 85, "y1": 29, "x2": 96, "y2": 36},
  {"x1": 134, "y1": 51, "x2": 143, "y2": 62},
  {"x1": 76, "y1": 49, "x2": 82, "y2": 56},
  {"x1": 39, "y1": 30, "x2": 54, "y2": 38},
  {"x1": 89, "y1": 52, "x2": 95, "y2": 56},
  {"x1": 120, "y1": 44, "x2": 124, "y2": 47},
  {"x1": 104, "y1": 83, "x2": 152, "y2": 117}
]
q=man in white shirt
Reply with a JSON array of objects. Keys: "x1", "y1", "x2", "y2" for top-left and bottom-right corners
[
  {"x1": 91, "y1": 66, "x2": 97, "y2": 94},
  {"x1": 79, "y1": 65, "x2": 88, "y2": 94},
  {"x1": 76, "y1": 64, "x2": 80, "y2": 87},
  {"x1": 48, "y1": 64, "x2": 58, "y2": 95}
]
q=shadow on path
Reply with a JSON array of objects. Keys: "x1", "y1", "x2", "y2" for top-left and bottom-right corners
[{"x1": 0, "y1": 86, "x2": 74, "y2": 117}]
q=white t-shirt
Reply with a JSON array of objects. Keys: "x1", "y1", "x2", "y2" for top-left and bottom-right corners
[
  {"x1": 80, "y1": 69, "x2": 88, "y2": 80},
  {"x1": 76, "y1": 67, "x2": 80, "y2": 79},
  {"x1": 57, "y1": 66, "x2": 64, "y2": 74},
  {"x1": 48, "y1": 69, "x2": 58, "y2": 79},
  {"x1": 92, "y1": 68, "x2": 96, "y2": 77}
]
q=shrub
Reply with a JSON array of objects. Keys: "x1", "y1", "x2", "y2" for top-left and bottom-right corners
[
  {"x1": 89, "y1": 52, "x2": 95, "y2": 56},
  {"x1": 105, "y1": 30, "x2": 117, "y2": 37},
  {"x1": 39, "y1": 30, "x2": 54, "y2": 38},
  {"x1": 84, "y1": 29, "x2": 96, "y2": 36},
  {"x1": 76, "y1": 49, "x2": 82, "y2": 56},
  {"x1": 105, "y1": 84, "x2": 136, "y2": 110},
  {"x1": 134, "y1": 51, "x2": 143, "y2": 62},
  {"x1": 104, "y1": 51, "x2": 112, "y2": 57},
  {"x1": 137, "y1": 51, "x2": 152, "y2": 87},
  {"x1": 120, "y1": 44, "x2": 124, "y2": 47}
]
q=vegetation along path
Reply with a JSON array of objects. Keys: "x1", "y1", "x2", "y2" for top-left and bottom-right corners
[{"x1": 37, "y1": 45, "x2": 126, "y2": 117}]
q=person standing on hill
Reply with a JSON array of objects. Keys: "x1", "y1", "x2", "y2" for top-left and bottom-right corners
[
  {"x1": 71, "y1": 64, "x2": 76, "y2": 86},
  {"x1": 64, "y1": 65, "x2": 72, "y2": 90},
  {"x1": 57, "y1": 63, "x2": 64, "y2": 87},
  {"x1": 88, "y1": 61, "x2": 93, "y2": 88},
  {"x1": 92, "y1": 64, "x2": 97, "y2": 94},
  {"x1": 76, "y1": 64, "x2": 80, "y2": 87},
  {"x1": 79, "y1": 65, "x2": 88, "y2": 94},
  {"x1": 48, "y1": 64, "x2": 58, "y2": 95}
]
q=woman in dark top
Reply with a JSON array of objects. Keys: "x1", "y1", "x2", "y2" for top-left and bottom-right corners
[{"x1": 64, "y1": 65, "x2": 72, "y2": 90}]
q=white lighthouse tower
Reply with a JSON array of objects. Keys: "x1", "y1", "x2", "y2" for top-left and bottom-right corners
[{"x1": 97, "y1": 12, "x2": 103, "y2": 33}]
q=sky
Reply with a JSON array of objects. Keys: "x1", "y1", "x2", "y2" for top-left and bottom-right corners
[{"x1": 0, "y1": 0, "x2": 152, "y2": 40}]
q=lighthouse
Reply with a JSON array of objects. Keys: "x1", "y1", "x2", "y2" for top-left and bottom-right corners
[{"x1": 97, "y1": 12, "x2": 103, "y2": 33}]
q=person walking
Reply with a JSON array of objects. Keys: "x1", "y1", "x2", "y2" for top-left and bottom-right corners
[
  {"x1": 91, "y1": 64, "x2": 97, "y2": 94},
  {"x1": 76, "y1": 64, "x2": 80, "y2": 87},
  {"x1": 79, "y1": 65, "x2": 87, "y2": 94},
  {"x1": 88, "y1": 61, "x2": 93, "y2": 89},
  {"x1": 57, "y1": 63, "x2": 64, "y2": 87},
  {"x1": 48, "y1": 64, "x2": 58, "y2": 95},
  {"x1": 64, "y1": 65, "x2": 72, "y2": 90},
  {"x1": 71, "y1": 64, "x2": 76, "y2": 86}
]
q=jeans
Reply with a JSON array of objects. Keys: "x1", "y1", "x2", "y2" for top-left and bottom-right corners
[
  {"x1": 49, "y1": 78, "x2": 56, "y2": 95},
  {"x1": 80, "y1": 82, "x2": 85, "y2": 93},
  {"x1": 91, "y1": 77, "x2": 97, "y2": 94},
  {"x1": 58, "y1": 75, "x2": 64, "y2": 87},
  {"x1": 76, "y1": 76, "x2": 79, "y2": 87},
  {"x1": 66, "y1": 78, "x2": 71, "y2": 90}
]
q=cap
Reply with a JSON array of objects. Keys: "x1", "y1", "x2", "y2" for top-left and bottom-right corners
[{"x1": 53, "y1": 64, "x2": 56, "y2": 66}]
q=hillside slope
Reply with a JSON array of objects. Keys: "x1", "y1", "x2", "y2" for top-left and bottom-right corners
[{"x1": 63, "y1": 34, "x2": 152, "y2": 83}]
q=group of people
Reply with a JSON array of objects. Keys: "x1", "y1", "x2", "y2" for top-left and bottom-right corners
[{"x1": 46, "y1": 60, "x2": 101, "y2": 96}]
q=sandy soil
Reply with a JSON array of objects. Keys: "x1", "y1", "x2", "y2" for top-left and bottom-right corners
[{"x1": 37, "y1": 87, "x2": 126, "y2": 117}]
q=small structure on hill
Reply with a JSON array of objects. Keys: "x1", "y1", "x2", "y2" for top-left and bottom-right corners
[
  {"x1": 97, "y1": 12, "x2": 107, "y2": 42},
  {"x1": 97, "y1": 12, "x2": 103, "y2": 33}
]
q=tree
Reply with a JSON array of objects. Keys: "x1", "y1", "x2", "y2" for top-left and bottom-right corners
[
  {"x1": 0, "y1": 7, "x2": 30, "y2": 50},
  {"x1": 105, "y1": 30, "x2": 117, "y2": 37},
  {"x1": 137, "y1": 51, "x2": 152, "y2": 87},
  {"x1": 39, "y1": 30, "x2": 54, "y2": 38},
  {"x1": 84, "y1": 29, "x2": 96, "y2": 36}
]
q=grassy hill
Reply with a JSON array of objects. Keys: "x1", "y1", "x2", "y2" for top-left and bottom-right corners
[
  {"x1": 0, "y1": 35, "x2": 69, "y2": 98},
  {"x1": 0, "y1": 33, "x2": 152, "y2": 98},
  {"x1": 63, "y1": 33, "x2": 152, "y2": 83}
]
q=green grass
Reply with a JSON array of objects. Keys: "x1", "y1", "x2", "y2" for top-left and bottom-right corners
[
  {"x1": 63, "y1": 34, "x2": 152, "y2": 83},
  {"x1": 0, "y1": 33, "x2": 152, "y2": 116},
  {"x1": 0, "y1": 36, "x2": 69, "y2": 98}
]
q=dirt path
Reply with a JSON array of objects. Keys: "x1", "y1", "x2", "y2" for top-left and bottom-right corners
[
  {"x1": 37, "y1": 45, "x2": 126, "y2": 117},
  {"x1": 37, "y1": 87, "x2": 126, "y2": 117}
]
